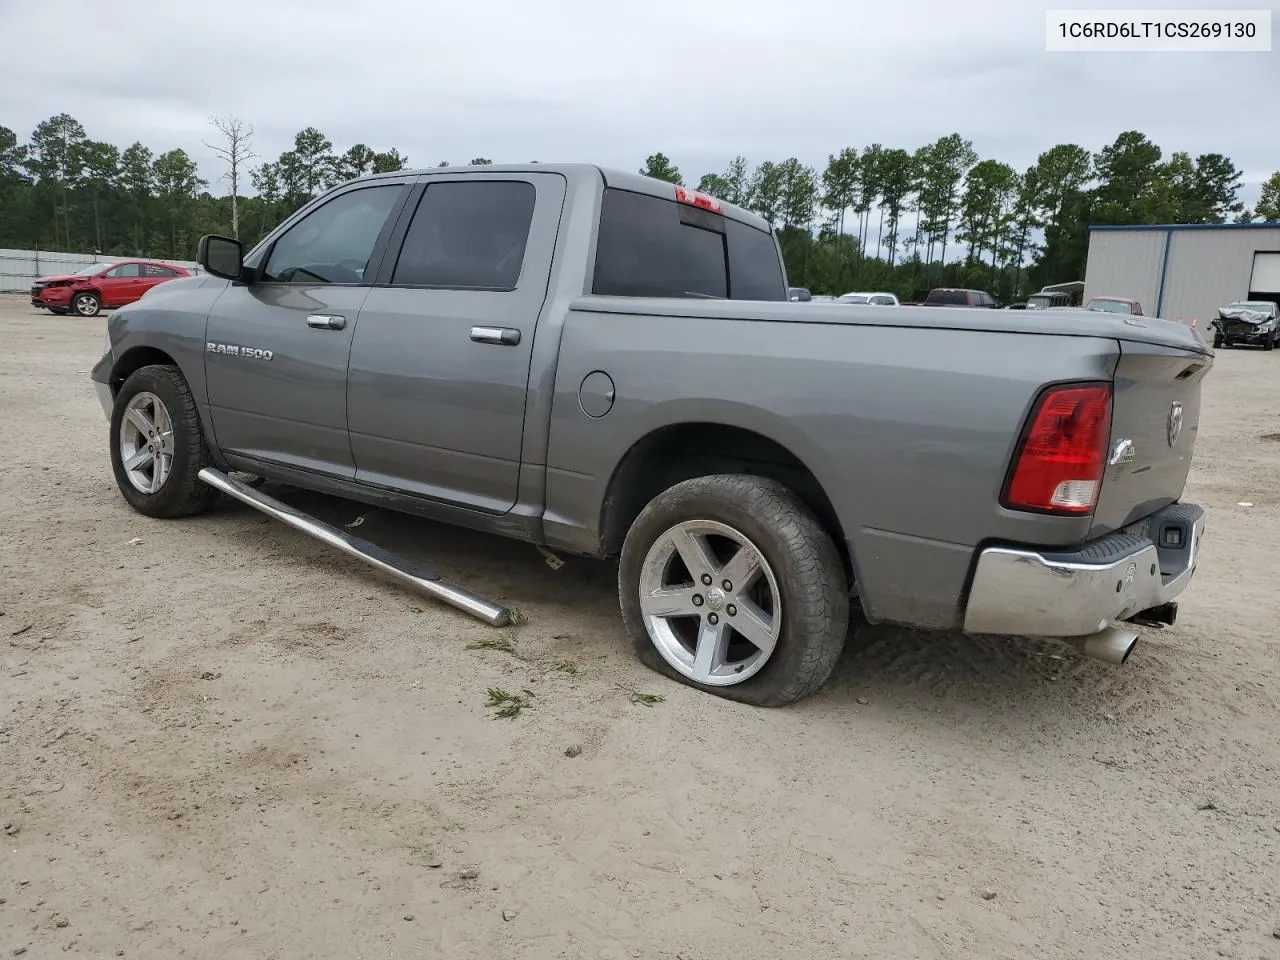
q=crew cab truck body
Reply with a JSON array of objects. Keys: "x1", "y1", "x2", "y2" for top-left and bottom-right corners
[{"x1": 90, "y1": 163, "x2": 1212, "y2": 706}]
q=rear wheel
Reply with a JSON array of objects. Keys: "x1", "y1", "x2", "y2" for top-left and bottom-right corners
[
  {"x1": 1212, "y1": 334, "x2": 1223, "y2": 349},
  {"x1": 109, "y1": 365, "x2": 220, "y2": 518},
  {"x1": 618, "y1": 474, "x2": 849, "y2": 707},
  {"x1": 72, "y1": 291, "x2": 100, "y2": 317}
]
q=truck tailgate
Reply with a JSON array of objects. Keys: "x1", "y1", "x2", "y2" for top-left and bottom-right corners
[{"x1": 1091, "y1": 342, "x2": 1212, "y2": 537}]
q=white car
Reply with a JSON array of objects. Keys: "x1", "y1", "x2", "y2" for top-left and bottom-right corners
[{"x1": 838, "y1": 291, "x2": 899, "y2": 306}]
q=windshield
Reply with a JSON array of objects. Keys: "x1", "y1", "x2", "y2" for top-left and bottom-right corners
[
  {"x1": 1086, "y1": 298, "x2": 1132, "y2": 314},
  {"x1": 1027, "y1": 295, "x2": 1054, "y2": 309},
  {"x1": 73, "y1": 263, "x2": 113, "y2": 276}
]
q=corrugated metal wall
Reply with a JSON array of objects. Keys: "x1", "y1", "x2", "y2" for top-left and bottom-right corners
[
  {"x1": 0, "y1": 249, "x2": 199, "y2": 293},
  {"x1": 1083, "y1": 230, "x2": 1165, "y2": 314},
  {"x1": 1161, "y1": 228, "x2": 1280, "y2": 322},
  {"x1": 1084, "y1": 227, "x2": 1280, "y2": 323}
]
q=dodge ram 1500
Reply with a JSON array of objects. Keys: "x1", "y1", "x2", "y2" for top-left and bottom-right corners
[{"x1": 90, "y1": 163, "x2": 1212, "y2": 706}]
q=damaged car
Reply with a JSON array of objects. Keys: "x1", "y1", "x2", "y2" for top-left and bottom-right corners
[{"x1": 1210, "y1": 300, "x2": 1280, "y2": 351}]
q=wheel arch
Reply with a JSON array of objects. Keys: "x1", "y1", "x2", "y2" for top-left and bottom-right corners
[
  {"x1": 597, "y1": 420, "x2": 854, "y2": 584},
  {"x1": 109, "y1": 345, "x2": 182, "y2": 398}
]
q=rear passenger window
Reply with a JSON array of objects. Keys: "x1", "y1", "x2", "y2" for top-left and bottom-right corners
[{"x1": 392, "y1": 180, "x2": 536, "y2": 289}]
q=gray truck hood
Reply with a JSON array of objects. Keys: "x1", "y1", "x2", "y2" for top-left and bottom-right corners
[
  {"x1": 1217, "y1": 306, "x2": 1272, "y2": 325},
  {"x1": 577, "y1": 297, "x2": 1211, "y2": 356}
]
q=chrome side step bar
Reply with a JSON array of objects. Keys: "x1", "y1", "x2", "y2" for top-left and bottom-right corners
[{"x1": 198, "y1": 468, "x2": 513, "y2": 627}]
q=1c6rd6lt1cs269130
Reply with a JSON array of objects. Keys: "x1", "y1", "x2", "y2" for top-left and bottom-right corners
[{"x1": 90, "y1": 163, "x2": 1211, "y2": 706}]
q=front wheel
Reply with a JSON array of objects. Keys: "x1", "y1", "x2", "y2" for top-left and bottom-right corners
[
  {"x1": 1213, "y1": 334, "x2": 1223, "y2": 349},
  {"x1": 109, "y1": 364, "x2": 220, "y2": 518},
  {"x1": 618, "y1": 474, "x2": 850, "y2": 707},
  {"x1": 72, "y1": 291, "x2": 100, "y2": 317},
  {"x1": 1265, "y1": 335, "x2": 1274, "y2": 352}
]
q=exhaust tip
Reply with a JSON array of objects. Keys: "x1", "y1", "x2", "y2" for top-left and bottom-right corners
[
  {"x1": 1063, "y1": 627, "x2": 1140, "y2": 666},
  {"x1": 1115, "y1": 634, "x2": 1138, "y2": 665}
]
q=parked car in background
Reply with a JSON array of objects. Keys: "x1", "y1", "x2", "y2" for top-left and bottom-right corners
[
  {"x1": 920, "y1": 288, "x2": 998, "y2": 308},
  {"x1": 838, "y1": 291, "x2": 900, "y2": 306},
  {"x1": 809, "y1": 294, "x2": 840, "y2": 303},
  {"x1": 1027, "y1": 291, "x2": 1074, "y2": 310},
  {"x1": 1085, "y1": 296, "x2": 1144, "y2": 317},
  {"x1": 787, "y1": 286, "x2": 811, "y2": 302},
  {"x1": 1210, "y1": 300, "x2": 1280, "y2": 350},
  {"x1": 31, "y1": 259, "x2": 192, "y2": 317}
]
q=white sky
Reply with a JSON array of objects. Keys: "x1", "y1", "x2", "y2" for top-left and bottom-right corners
[{"x1": 0, "y1": 0, "x2": 1275, "y2": 209}]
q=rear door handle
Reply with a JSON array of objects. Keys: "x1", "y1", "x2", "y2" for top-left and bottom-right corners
[
  {"x1": 307, "y1": 314, "x2": 347, "y2": 330},
  {"x1": 470, "y1": 326, "x2": 521, "y2": 346}
]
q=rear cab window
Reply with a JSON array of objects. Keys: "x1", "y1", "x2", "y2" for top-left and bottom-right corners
[{"x1": 591, "y1": 187, "x2": 785, "y2": 301}]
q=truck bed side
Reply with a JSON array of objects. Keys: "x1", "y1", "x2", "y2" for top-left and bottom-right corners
[{"x1": 542, "y1": 306, "x2": 1122, "y2": 630}]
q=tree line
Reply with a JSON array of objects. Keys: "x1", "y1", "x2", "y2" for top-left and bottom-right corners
[{"x1": 2, "y1": 113, "x2": 1278, "y2": 301}]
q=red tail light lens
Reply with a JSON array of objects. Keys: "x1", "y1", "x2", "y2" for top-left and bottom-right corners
[
  {"x1": 1002, "y1": 383, "x2": 1112, "y2": 515},
  {"x1": 675, "y1": 186, "x2": 722, "y2": 213}
]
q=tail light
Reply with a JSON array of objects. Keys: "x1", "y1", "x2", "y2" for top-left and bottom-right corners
[
  {"x1": 1002, "y1": 382, "x2": 1112, "y2": 515},
  {"x1": 675, "y1": 186, "x2": 722, "y2": 213}
]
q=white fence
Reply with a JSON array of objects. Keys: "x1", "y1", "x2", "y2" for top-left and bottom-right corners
[{"x1": 0, "y1": 248, "x2": 200, "y2": 293}]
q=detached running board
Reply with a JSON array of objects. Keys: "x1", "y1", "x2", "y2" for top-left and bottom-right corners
[{"x1": 198, "y1": 468, "x2": 513, "y2": 627}]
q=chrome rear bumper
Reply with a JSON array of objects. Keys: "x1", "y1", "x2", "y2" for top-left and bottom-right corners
[{"x1": 963, "y1": 503, "x2": 1206, "y2": 637}]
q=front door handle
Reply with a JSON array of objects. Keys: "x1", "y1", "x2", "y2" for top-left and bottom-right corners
[
  {"x1": 470, "y1": 326, "x2": 521, "y2": 346},
  {"x1": 307, "y1": 314, "x2": 347, "y2": 330}
]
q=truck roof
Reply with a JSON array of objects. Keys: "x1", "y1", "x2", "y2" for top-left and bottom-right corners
[{"x1": 352, "y1": 162, "x2": 773, "y2": 233}]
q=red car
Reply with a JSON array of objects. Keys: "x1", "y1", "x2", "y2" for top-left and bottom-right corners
[{"x1": 31, "y1": 259, "x2": 192, "y2": 317}]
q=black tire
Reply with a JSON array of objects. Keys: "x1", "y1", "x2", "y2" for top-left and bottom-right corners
[
  {"x1": 1212, "y1": 334, "x2": 1223, "y2": 349},
  {"x1": 1266, "y1": 335, "x2": 1275, "y2": 352},
  {"x1": 109, "y1": 364, "x2": 220, "y2": 518},
  {"x1": 618, "y1": 474, "x2": 849, "y2": 707},
  {"x1": 72, "y1": 291, "x2": 100, "y2": 317}
]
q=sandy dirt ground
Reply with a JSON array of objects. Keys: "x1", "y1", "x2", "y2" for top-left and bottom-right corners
[{"x1": 1, "y1": 293, "x2": 1278, "y2": 959}]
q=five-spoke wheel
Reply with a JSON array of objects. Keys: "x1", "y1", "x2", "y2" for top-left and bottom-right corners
[
  {"x1": 118, "y1": 391, "x2": 175, "y2": 494},
  {"x1": 109, "y1": 364, "x2": 220, "y2": 518},
  {"x1": 638, "y1": 519, "x2": 782, "y2": 686},
  {"x1": 620, "y1": 474, "x2": 849, "y2": 706}
]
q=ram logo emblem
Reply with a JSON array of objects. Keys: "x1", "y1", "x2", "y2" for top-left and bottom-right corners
[{"x1": 1167, "y1": 401, "x2": 1183, "y2": 448}]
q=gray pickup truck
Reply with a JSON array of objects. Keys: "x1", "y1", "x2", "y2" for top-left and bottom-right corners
[{"x1": 90, "y1": 163, "x2": 1212, "y2": 706}]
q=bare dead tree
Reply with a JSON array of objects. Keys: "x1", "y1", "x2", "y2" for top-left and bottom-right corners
[{"x1": 204, "y1": 116, "x2": 256, "y2": 238}]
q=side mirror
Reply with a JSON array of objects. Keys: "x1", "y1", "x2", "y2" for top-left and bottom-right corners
[{"x1": 198, "y1": 234, "x2": 244, "y2": 281}]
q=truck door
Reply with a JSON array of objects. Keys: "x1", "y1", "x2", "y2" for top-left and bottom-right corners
[
  {"x1": 203, "y1": 181, "x2": 410, "y2": 478},
  {"x1": 347, "y1": 172, "x2": 566, "y2": 513}
]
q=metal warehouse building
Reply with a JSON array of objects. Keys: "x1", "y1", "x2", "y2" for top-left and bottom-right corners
[{"x1": 1083, "y1": 223, "x2": 1280, "y2": 323}]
